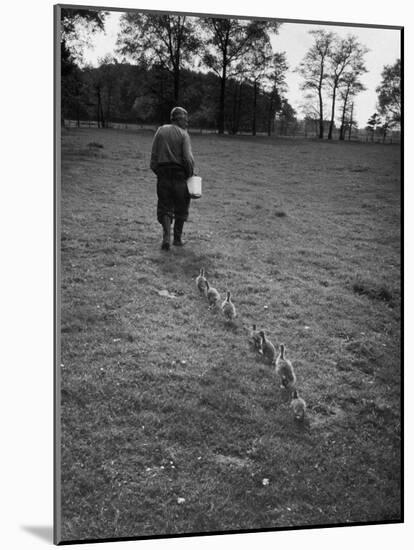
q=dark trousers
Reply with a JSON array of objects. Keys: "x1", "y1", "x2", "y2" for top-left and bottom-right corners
[{"x1": 156, "y1": 165, "x2": 191, "y2": 224}]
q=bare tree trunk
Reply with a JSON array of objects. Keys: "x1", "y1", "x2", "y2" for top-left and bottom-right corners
[
  {"x1": 100, "y1": 102, "x2": 105, "y2": 128},
  {"x1": 106, "y1": 87, "x2": 112, "y2": 127},
  {"x1": 173, "y1": 34, "x2": 181, "y2": 104},
  {"x1": 218, "y1": 78, "x2": 226, "y2": 134},
  {"x1": 267, "y1": 94, "x2": 274, "y2": 137},
  {"x1": 348, "y1": 102, "x2": 354, "y2": 141},
  {"x1": 95, "y1": 85, "x2": 105, "y2": 128},
  {"x1": 339, "y1": 87, "x2": 350, "y2": 140},
  {"x1": 318, "y1": 86, "x2": 324, "y2": 139},
  {"x1": 230, "y1": 84, "x2": 238, "y2": 135},
  {"x1": 217, "y1": 29, "x2": 231, "y2": 135},
  {"x1": 235, "y1": 81, "x2": 243, "y2": 134},
  {"x1": 339, "y1": 114, "x2": 345, "y2": 140},
  {"x1": 96, "y1": 87, "x2": 101, "y2": 128},
  {"x1": 328, "y1": 84, "x2": 337, "y2": 140},
  {"x1": 218, "y1": 61, "x2": 227, "y2": 134},
  {"x1": 252, "y1": 80, "x2": 258, "y2": 136},
  {"x1": 174, "y1": 69, "x2": 180, "y2": 104}
]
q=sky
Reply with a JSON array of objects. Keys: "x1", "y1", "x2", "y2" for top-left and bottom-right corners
[{"x1": 81, "y1": 11, "x2": 401, "y2": 128}]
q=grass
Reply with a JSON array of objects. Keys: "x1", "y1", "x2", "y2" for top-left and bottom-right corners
[{"x1": 59, "y1": 128, "x2": 401, "y2": 542}]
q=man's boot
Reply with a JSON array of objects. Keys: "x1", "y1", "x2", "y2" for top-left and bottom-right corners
[
  {"x1": 173, "y1": 219, "x2": 185, "y2": 246},
  {"x1": 161, "y1": 215, "x2": 171, "y2": 250}
]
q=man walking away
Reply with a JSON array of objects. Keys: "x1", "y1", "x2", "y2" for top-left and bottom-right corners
[{"x1": 150, "y1": 107, "x2": 195, "y2": 250}]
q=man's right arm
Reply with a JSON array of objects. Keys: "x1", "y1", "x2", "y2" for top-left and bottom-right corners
[{"x1": 182, "y1": 132, "x2": 195, "y2": 178}]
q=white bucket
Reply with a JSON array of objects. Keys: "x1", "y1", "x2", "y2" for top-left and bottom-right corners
[{"x1": 187, "y1": 175, "x2": 202, "y2": 199}]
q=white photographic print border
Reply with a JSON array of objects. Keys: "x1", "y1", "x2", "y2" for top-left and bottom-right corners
[
  {"x1": 1, "y1": 1, "x2": 410, "y2": 550},
  {"x1": 55, "y1": 1, "x2": 402, "y2": 544}
]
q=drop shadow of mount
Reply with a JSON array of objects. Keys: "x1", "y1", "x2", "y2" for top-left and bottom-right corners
[{"x1": 21, "y1": 525, "x2": 53, "y2": 543}]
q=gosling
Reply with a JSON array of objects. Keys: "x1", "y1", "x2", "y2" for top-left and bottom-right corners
[
  {"x1": 205, "y1": 280, "x2": 221, "y2": 309},
  {"x1": 250, "y1": 324, "x2": 263, "y2": 354},
  {"x1": 259, "y1": 331, "x2": 276, "y2": 365},
  {"x1": 221, "y1": 291, "x2": 237, "y2": 321},
  {"x1": 275, "y1": 343, "x2": 297, "y2": 390},
  {"x1": 196, "y1": 268, "x2": 207, "y2": 295},
  {"x1": 290, "y1": 389, "x2": 306, "y2": 422}
]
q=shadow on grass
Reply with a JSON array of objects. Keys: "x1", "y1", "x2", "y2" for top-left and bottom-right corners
[
  {"x1": 352, "y1": 280, "x2": 394, "y2": 305},
  {"x1": 149, "y1": 246, "x2": 220, "y2": 280}
]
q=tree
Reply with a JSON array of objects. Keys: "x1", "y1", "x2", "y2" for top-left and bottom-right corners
[
  {"x1": 60, "y1": 8, "x2": 107, "y2": 124},
  {"x1": 100, "y1": 56, "x2": 123, "y2": 125},
  {"x1": 61, "y1": 8, "x2": 107, "y2": 68},
  {"x1": 339, "y1": 100, "x2": 359, "y2": 141},
  {"x1": 263, "y1": 52, "x2": 288, "y2": 136},
  {"x1": 275, "y1": 100, "x2": 297, "y2": 136},
  {"x1": 117, "y1": 13, "x2": 200, "y2": 105},
  {"x1": 297, "y1": 29, "x2": 335, "y2": 139},
  {"x1": 85, "y1": 67, "x2": 106, "y2": 128},
  {"x1": 201, "y1": 18, "x2": 280, "y2": 134},
  {"x1": 376, "y1": 59, "x2": 401, "y2": 128},
  {"x1": 379, "y1": 120, "x2": 391, "y2": 143},
  {"x1": 81, "y1": 55, "x2": 121, "y2": 127},
  {"x1": 300, "y1": 95, "x2": 321, "y2": 136},
  {"x1": 61, "y1": 65, "x2": 91, "y2": 127},
  {"x1": 242, "y1": 38, "x2": 274, "y2": 135},
  {"x1": 228, "y1": 75, "x2": 245, "y2": 134},
  {"x1": 366, "y1": 112, "x2": 382, "y2": 142},
  {"x1": 338, "y1": 72, "x2": 366, "y2": 140},
  {"x1": 326, "y1": 35, "x2": 368, "y2": 140},
  {"x1": 346, "y1": 103, "x2": 359, "y2": 141}
]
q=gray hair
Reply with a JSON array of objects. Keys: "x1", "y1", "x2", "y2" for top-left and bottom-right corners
[{"x1": 170, "y1": 107, "x2": 188, "y2": 121}]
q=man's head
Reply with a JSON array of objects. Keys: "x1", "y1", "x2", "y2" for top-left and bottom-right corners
[{"x1": 170, "y1": 107, "x2": 189, "y2": 129}]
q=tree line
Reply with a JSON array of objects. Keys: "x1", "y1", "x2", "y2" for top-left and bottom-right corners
[
  {"x1": 365, "y1": 58, "x2": 401, "y2": 141},
  {"x1": 297, "y1": 29, "x2": 369, "y2": 140},
  {"x1": 60, "y1": 8, "x2": 401, "y2": 140},
  {"x1": 297, "y1": 29, "x2": 400, "y2": 140},
  {"x1": 61, "y1": 9, "x2": 293, "y2": 135}
]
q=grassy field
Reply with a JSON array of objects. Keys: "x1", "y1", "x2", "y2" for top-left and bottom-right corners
[{"x1": 59, "y1": 128, "x2": 401, "y2": 542}]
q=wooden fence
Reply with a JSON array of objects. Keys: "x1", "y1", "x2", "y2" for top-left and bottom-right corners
[{"x1": 63, "y1": 120, "x2": 401, "y2": 144}]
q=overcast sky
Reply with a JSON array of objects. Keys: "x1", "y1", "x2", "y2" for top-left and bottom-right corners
[{"x1": 82, "y1": 11, "x2": 401, "y2": 128}]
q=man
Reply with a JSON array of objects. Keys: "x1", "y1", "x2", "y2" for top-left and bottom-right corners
[{"x1": 150, "y1": 107, "x2": 195, "y2": 250}]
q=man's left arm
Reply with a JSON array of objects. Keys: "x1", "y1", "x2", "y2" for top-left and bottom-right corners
[{"x1": 150, "y1": 130, "x2": 160, "y2": 174}]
